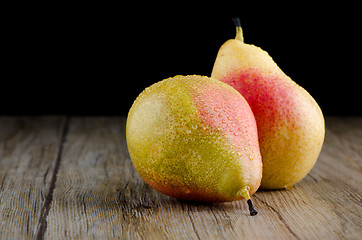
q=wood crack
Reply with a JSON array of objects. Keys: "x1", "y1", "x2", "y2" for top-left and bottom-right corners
[
  {"x1": 307, "y1": 173, "x2": 318, "y2": 183},
  {"x1": 254, "y1": 195, "x2": 301, "y2": 240},
  {"x1": 210, "y1": 205, "x2": 228, "y2": 240},
  {"x1": 0, "y1": 171, "x2": 7, "y2": 190},
  {"x1": 82, "y1": 194, "x2": 89, "y2": 233},
  {"x1": 36, "y1": 116, "x2": 70, "y2": 240},
  {"x1": 181, "y1": 203, "x2": 201, "y2": 240},
  {"x1": 188, "y1": 211, "x2": 201, "y2": 240}
]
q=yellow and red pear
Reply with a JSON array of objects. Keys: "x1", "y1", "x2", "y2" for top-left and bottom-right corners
[
  {"x1": 126, "y1": 75, "x2": 262, "y2": 215},
  {"x1": 211, "y1": 19, "x2": 325, "y2": 190}
]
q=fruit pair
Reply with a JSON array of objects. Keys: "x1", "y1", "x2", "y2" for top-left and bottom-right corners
[{"x1": 126, "y1": 19, "x2": 325, "y2": 215}]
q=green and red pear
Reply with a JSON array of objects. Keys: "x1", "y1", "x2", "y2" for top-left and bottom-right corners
[{"x1": 126, "y1": 75, "x2": 261, "y2": 215}]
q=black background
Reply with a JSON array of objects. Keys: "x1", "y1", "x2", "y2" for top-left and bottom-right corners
[{"x1": 2, "y1": 3, "x2": 361, "y2": 116}]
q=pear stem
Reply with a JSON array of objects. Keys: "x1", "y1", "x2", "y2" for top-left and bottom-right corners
[
  {"x1": 236, "y1": 187, "x2": 258, "y2": 216},
  {"x1": 232, "y1": 17, "x2": 244, "y2": 42},
  {"x1": 247, "y1": 199, "x2": 258, "y2": 216}
]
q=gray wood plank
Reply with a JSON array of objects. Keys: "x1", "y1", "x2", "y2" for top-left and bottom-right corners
[
  {"x1": 45, "y1": 117, "x2": 205, "y2": 239},
  {"x1": 0, "y1": 116, "x2": 66, "y2": 239},
  {"x1": 46, "y1": 116, "x2": 362, "y2": 239},
  {"x1": 2, "y1": 116, "x2": 360, "y2": 239}
]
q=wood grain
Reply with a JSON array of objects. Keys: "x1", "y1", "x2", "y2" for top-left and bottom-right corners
[
  {"x1": 0, "y1": 116, "x2": 66, "y2": 239},
  {"x1": 0, "y1": 116, "x2": 361, "y2": 239}
]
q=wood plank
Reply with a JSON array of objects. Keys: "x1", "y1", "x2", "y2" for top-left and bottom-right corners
[
  {"x1": 0, "y1": 116, "x2": 66, "y2": 239},
  {"x1": 46, "y1": 117, "x2": 213, "y2": 239},
  {"x1": 251, "y1": 117, "x2": 362, "y2": 239},
  {"x1": 45, "y1": 117, "x2": 362, "y2": 239}
]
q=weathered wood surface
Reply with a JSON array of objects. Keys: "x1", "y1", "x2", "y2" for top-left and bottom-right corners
[
  {"x1": 0, "y1": 116, "x2": 67, "y2": 239},
  {"x1": 0, "y1": 116, "x2": 361, "y2": 239}
]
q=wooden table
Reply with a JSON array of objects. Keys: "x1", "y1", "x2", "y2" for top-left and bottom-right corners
[{"x1": 0, "y1": 116, "x2": 361, "y2": 239}]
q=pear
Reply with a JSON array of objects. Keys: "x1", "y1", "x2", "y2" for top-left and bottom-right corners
[
  {"x1": 211, "y1": 18, "x2": 325, "y2": 190},
  {"x1": 126, "y1": 75, "x2": 262, "y2": 215}
]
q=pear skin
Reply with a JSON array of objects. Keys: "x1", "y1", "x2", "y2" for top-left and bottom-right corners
[
  {"x1": 126, "y1": 75, "x2": 262, "y2": 215},
  {"x1": 211, "y1": 19, "x2": 325, "y2": 190}
]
